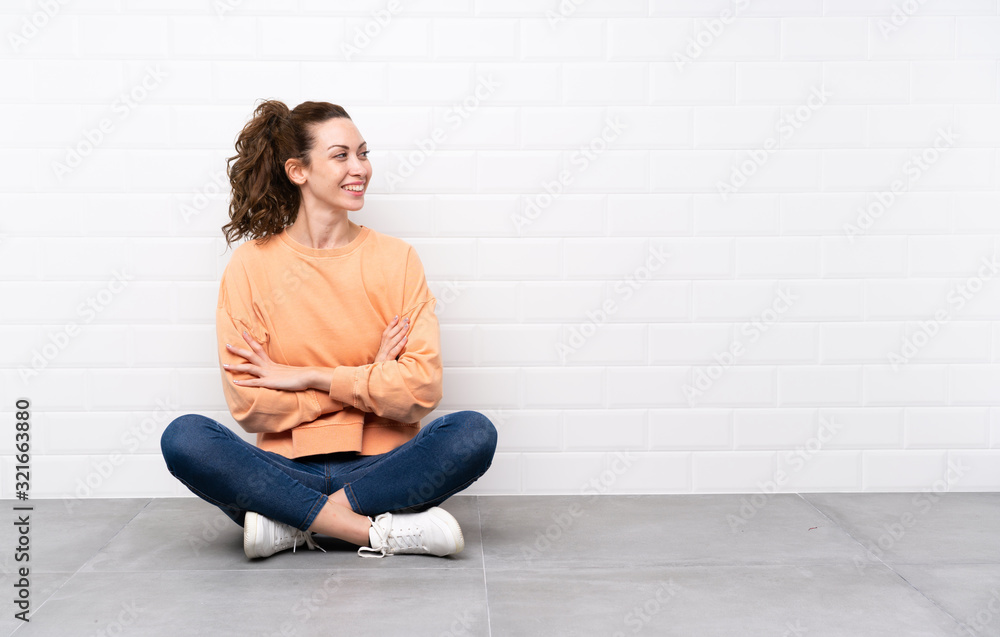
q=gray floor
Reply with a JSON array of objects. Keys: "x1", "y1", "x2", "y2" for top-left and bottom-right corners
[{"x1": 1, "y1": 493, "x2": 998, "y2": 636}]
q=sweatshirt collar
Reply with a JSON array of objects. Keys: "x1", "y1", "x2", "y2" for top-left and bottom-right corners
[{"x1": 277, "y1": 225, "x2": 371, "y2": 258}]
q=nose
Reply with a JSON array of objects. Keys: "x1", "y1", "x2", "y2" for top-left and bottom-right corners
[{"x1": 348, "y1": 154, "x2": 367, "y2": 179}]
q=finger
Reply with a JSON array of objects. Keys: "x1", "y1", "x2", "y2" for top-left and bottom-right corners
[
  {"x1": 233, "y1": 377, "x2": 267, "y2": 387},
  {"x1": 390, "y1": 322, "x2": 407, "y2": 338},
  {"x1": 225, "y1": 343, "x2": 253, "y2": 360},
  {"x1": 388, "y1": 320, "x2": 409, "y2": 339},
  {"x1": 384, "y1": 320, "x2": 407, "y2": 338},
  {"x1": 242, "y1": 330, "x2": 264, "y2": 351},
  {"x1": 241, "y1": 333, "x2": 269, "y2": 361},
  {"x1": 391, "y1": 335, "x2": 408, "y2": 354},
  {"x1": 386, "y1": 329, "x2": 406, "y2": 348},
  {"x1": 240, "y1": 364, "x2": 262, "y2": 377}
]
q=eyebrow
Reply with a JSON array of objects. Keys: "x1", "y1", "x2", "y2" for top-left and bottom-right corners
[{"x1": 327, "y1": 141, "x2": 368, "y2": 151}]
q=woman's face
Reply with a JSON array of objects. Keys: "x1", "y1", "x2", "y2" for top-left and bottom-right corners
[{"x1": 293, "y1": 117, "x2": 370, "y2": 212}]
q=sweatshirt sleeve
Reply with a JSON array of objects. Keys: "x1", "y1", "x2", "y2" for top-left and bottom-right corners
[
  {"x1": 327, "y1": 245, "x2": 444, "y2": 423},
  {"x1": 217, "y1": 258, "x2": 345, "y2": 434}
]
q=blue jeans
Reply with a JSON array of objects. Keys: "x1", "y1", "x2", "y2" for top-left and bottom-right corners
[{"x1": 160, "y1": 410, "x2": 497, "y2": 532}]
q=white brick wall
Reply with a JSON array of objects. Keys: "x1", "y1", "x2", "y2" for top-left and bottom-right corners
[{"x1": 2, "y1": 1, "x2": 998, "y2": 498}]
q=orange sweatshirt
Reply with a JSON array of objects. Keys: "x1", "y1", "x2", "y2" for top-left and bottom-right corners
[{"x1": 216, "y1": 224, "x2": 443, "y2": 459}]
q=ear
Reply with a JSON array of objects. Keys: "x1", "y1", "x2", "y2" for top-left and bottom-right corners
[{"x1": 285, "y1": 157, "x2": 306, "y2": 186}]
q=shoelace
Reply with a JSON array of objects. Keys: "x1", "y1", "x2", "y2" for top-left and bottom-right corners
[
  {"x1": 385, "y1": 523, "x2": 422, "y2": 552},
  {"x1": 359, "y1": 515, "x2": 389, "y2": 558},
  {"x1": 285, "y1": 529, "x2": 326, "y2": 554},
  {"x1": 357, "y1": 513, "x2": 423, "y2": 558}
]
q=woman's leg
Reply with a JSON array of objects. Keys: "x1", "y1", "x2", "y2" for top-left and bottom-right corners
[
  {"x1": 327, "y1": 410, "x2": 498, "y2": 517},
  {"x1": 161, "y1": 410, "x2": 496, "y2": 550},
  {"x1": 306, "y1": 499, "x2": 372, "y2": 546},
  {"x1": 160, "y1": 413, "x2": 367, "y2": 539}
]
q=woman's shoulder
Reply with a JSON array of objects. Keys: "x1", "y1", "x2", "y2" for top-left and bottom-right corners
[
  {"x1": 230, "y1": 231, "x2": 288, "y2": 259},
  {"x1": 363, "y1": 225, "x2": 409, "y2": 250},
  {"x1": 362, "y1": 226, "x2": 421, "y2": 264},
  {"x1": 219, "y1": 234, "x2": 282, "y2": 284}
]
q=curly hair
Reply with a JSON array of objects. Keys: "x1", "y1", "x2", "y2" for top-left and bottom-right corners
[{"x1": 221, "y1": 99, "x2": 353, "y2": 249}]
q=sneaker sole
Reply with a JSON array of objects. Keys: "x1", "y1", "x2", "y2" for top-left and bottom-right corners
[
  {"x1": 244, "y1": 511, "x2": 264, "y2": 559},
  {"x1": 428, "y1": 507, "x2": 465, "y2": 556}
]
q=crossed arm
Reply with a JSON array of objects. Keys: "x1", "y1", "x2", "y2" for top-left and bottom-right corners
[{"x1": 224, "y1": 315, "x2": 411, "y2": 392}]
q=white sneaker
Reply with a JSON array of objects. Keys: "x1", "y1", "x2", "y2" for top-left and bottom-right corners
[
  {"x1": 358, "y1": 507, "x2": 464, "y2": 558},
  {"x1": 243, "y1": 510, "x2": 326, "y2": 559}
]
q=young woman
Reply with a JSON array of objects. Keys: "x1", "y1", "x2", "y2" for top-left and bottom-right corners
[{"x1": 160, "y1": 99, "x2": 497, "y2": 560}]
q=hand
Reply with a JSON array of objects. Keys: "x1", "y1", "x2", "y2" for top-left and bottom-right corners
[
  {"x1": 374, "y1": 315, "x2": 409, "y2": 363},
  {"x1": 224, "y1": 330, "x2": 313, "y2": 391}
]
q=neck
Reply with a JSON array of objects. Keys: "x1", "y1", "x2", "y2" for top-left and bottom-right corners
[{"x1": 287, "y1": 207, "x2": 358, "y2": 250}]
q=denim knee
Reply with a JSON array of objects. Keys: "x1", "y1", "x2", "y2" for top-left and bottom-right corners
[
  {"x1": 460, "y1": 410, "x2": 497, "y2": 471},
  {"x1": 160, "y1": 413, "x2": 212, "y2": 467}
]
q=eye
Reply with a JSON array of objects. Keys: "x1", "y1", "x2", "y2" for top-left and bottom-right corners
[{"x1": 332, "y1": 150, "x2": 370, "y2": 159}]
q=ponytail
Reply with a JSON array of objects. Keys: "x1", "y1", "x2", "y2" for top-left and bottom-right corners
[{"x1": 222, "y1": 99, "x2": 353, "y2": 249}]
